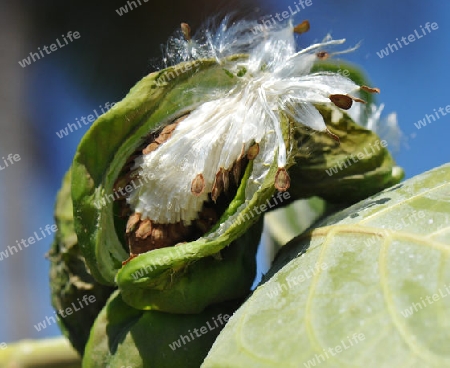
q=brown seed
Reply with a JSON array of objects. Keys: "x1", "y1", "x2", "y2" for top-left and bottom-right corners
[
  {"x1": 151, "y1": 226, "x2": 165, "y2": 244},
  {"x1": 127, "y1": 219, "x2": 193, "y2": 255},
  {"x1": 349, "y1": 95, "x2": 366, "y2": 104},
  {"x1": 174, "y1": 114, "x2": 189, "y2": 124},
  {"x1": 114, "y1": 170, "x2": 139, "y2": 193},
  {"x1": 191, "y1": 173, "x2": 205, "y2": 196},
  {"x1": 211, "y1": 169, "x2": 224, "y2": 202},
  {"x1": 222, "y1": 169, "x2": 230, "y2": 193},
  {"x1": 326, "y1": 129, "x2": 340, "y2": 143},
  {"x1": 329, "y1": 94, "x2": 353, "y2": 110},
  {"x1": 361, "y1": 85, "x2": 380, "y2": 94},
  {"x1": 232, "y1": 159, "x2": 242, "y2": 186},
  {"x1": 161, "y1": 122, "x2": 179, "y2": 135},
  {"x1": 181, "y1": 23, "x2": 191, "y2": 41},
  {"x1": 155, "y1": 133, "x2": 170, "y2": 144},
  {"x1": 143, "y1": 142, "x2": 159, "y2": 155},
  {"x1": 293, "y1": 20, "x2": 310, "y2": 35},
  {"x1": 316, "y1": 51, "x2": 329, "y2": 60},
  {"x1": 275, "y1": 167, "x2": 290, "y2": 192},
  {"x1": 247, "y1": 143, "x2": 260, "y2": 160},
  {"x1": 126, "y1": 213, "x2": 141, "y2": 234},
  {"x1": 230, "y1": 145, "x2": 246, "y2": 186},
  {"x1": 135, "y1": 219, "x2": 153, "y2": 239},
  {"x1": 155, "y1": 122, "x2": 179, "y2": 144}
]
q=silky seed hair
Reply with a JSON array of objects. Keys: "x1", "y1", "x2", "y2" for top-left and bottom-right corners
[{"x1": 127, "y1": 17, "x2": 381, "y2": 226}]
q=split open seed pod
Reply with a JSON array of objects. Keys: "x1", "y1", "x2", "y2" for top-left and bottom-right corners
[
  {"x1": 72, "y1": 56, "x2": 275, "y2": 313},
  {"x1": 70, "y1": 20, "x2": 403, "y2": 314}
]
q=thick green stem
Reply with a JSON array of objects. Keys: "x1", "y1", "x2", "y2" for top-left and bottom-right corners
[{"x1": 0, "y1": 337, "x2": 81, "y2": 368}]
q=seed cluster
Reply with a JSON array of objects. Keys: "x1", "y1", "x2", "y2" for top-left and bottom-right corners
[{"x1": 113, "y1": 115, "x2": 257, "y2": 261}]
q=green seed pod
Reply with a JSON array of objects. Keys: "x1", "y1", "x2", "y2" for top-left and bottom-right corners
[
  {"x1": 71, "y1": 56, "x2": 274, "y2": 313},
  {"x1": 83, "y1": 291, "x2": 244, "y2": 368},
  {"x1": 49, "y1": 170, "x2": 115, "y2": 354},
  {"x1": 289, "y1": 104, "x2": 404, "y2": 203},
  {"x1": 69, "y1": 20, "x2": 403, "y2": 316}
]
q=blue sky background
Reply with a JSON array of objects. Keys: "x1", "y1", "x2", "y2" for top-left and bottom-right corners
[{"x1": 0, "y1": 0, "x2": 449, "y2": 346}]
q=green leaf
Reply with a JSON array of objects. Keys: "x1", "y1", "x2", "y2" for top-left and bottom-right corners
[{"x1": 203, "y1": 163, "x2": 450, "y2": 368}]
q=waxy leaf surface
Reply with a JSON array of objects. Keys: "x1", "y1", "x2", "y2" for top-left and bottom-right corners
[{"x1": 203, "y1": 163, "x2": 450, "y2": 368}]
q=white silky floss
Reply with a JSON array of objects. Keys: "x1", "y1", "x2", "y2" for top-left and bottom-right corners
[{"x1": 128, "y1": 18, "x2": 369, "y2": 225}]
